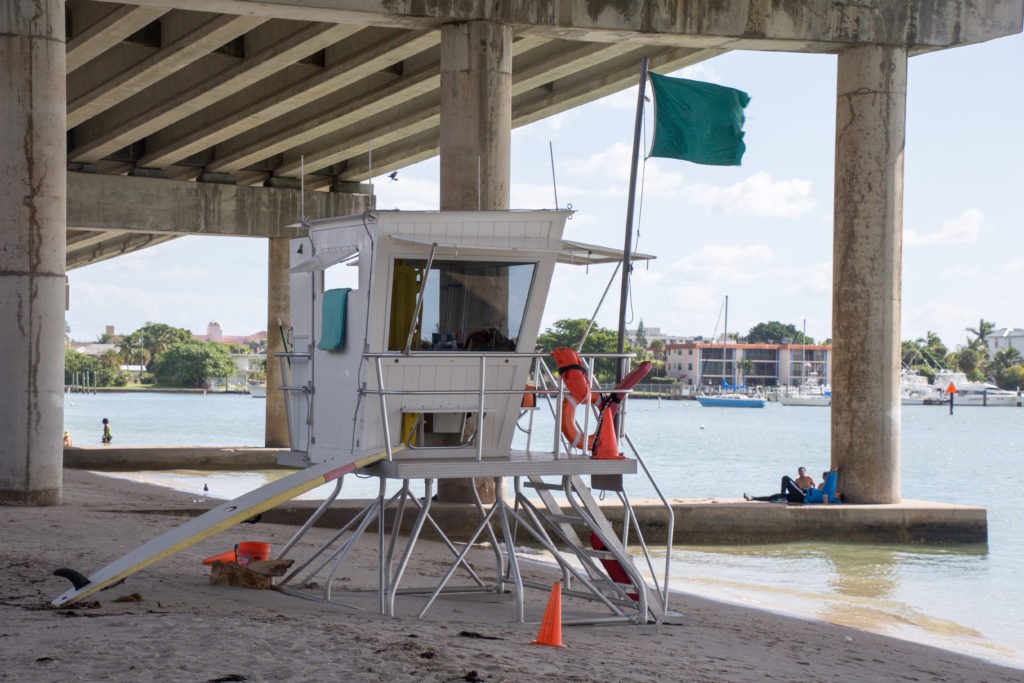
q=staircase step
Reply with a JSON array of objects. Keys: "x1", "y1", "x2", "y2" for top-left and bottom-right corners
[
  {"x1": 524, "y1": 480, "x2": 564, "y2": 491},
  {"x1": 543, "y1": 513, "x2": 585, "y2": 524}
]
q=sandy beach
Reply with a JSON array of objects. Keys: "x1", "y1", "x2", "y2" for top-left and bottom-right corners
[{"x1": 1, "y1": 470, "x2": 1020, "y2": 683}]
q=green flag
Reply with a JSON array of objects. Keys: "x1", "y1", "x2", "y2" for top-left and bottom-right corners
[{"x1": 648, "y1": 72, "x2": 750, "y2": 166}]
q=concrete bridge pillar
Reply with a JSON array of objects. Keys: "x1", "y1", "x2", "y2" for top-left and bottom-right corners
[
  {"x1": 437, "y1": 20, "x2": 512, "y2": 502},
  {"x1": 265, "y1": 236, "x2": 290, "y2": 448},
  {"x1": 0, "y1": 1, "x2": 67, "y2": 505},
  {"x1": 831, "y1": 44, "x2": 907, "y2": 504},
  {"x1": 439, "y1": 20, "x2": 512, "y2": 212}
]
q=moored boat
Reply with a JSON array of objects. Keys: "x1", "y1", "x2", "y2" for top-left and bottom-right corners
[
  {"x1": 777, "y1": 372, "x2": 831, "y2": 407},
  {"x1": 934, "y1": 370, "x2": 1019, "y2": 406},
  {"x1": 900, "y1": 369, "x2": 944, "y2": 405},
  {"x1": 776, "y1": 390, "x2": 830, "y2": 407},
  {"x1": 697, "y1": 392, "x2": 767, "y2": 408}
]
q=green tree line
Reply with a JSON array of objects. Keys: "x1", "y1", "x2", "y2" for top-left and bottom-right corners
[{"x1": 65, "y1": 322, "x2": 245, "y2": 389}]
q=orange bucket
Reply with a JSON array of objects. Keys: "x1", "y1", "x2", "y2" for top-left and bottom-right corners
[{"x1": 234, "y1": 541, "x2": 270, "y2": 567}]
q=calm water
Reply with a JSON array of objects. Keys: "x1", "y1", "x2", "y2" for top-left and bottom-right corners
[{"x1": 64, "y1": 393, "x2": 1023, "y2": 668}]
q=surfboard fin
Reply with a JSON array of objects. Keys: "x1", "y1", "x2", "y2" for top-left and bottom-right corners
[{"x1": 53, "y1": 567, "x2": 91, "y2": 590}]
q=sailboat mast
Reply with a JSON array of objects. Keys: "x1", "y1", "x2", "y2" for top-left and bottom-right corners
[
  {"x1": 615, "y1": 57, "x2": 650, "y2": 384},
  {"x1": 801, "y1": 318, "x2": 806, "y2": 386},
  {"x1": 724, "y1": 295, "x2": 729, "y2": 385}
]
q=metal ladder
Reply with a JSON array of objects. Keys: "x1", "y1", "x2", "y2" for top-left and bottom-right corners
[{"x1": 505, "y1": 473, "x2": 668, "y2": 624}]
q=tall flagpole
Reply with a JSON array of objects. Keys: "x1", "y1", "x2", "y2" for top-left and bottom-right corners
[{"x1": 616, "y1": 57, "x2": 650, "y2": 384}]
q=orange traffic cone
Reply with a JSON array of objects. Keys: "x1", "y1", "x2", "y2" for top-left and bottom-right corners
[
  {"x1": 531, "y1": 582, "x2": 567, "y2": 647},
  {"x1": 201, "y1": 549, "x2": 237, "y2": 565},
  {"x1": 590, "y1": 406, "x2": 624, "y2": 460}
]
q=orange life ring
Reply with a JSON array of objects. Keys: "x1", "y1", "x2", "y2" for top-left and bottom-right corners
[
  {"x1": 551, "y1": 347, "x2": 594, "y2": 405},
  {"x1": 553, "y1": 347, "x2": 597, "y2": 450},
  {"x1": 560, "y1": 397, "x2": 597, "y2": 451},
  {"x1": 553, "y1": 353, "x2": 654, "y2": 459},
  {"x1": 552, "y1": 348, "x2": 639, "y2": 459}
]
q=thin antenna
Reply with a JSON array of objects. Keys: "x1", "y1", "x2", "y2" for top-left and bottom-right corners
[
  {"x1": 299, "y1": 155, "x2": 305, "y2": 225},
  {"x1": 368, "y1": 146, "x2": 373, "y2": 186},
  {"x1": 477, "y1": 156, "x2": 482, "y2": 211},
  {"x1": 549, "y1": 141, "x2": 559, "y2": 209}
]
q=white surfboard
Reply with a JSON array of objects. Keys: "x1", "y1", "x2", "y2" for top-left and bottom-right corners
[{"x1": 52, "y1": 451, "x2": 386, "y2": 606}]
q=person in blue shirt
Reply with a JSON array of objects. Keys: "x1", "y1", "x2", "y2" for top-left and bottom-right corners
[{"x1": 804, "y1": 468, "x2": 842, "y2": 504}]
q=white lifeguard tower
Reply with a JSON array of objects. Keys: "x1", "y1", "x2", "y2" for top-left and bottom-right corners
[
  {"x1": 271, "y1": 209, "x2": 673, "y2": 624},
  {"x1": 53, "y1": 210, "x2": 674, "y2": 627}
]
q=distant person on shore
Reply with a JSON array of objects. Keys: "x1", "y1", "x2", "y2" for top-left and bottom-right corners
[
  {"x1": 101, "y1": 418, "x2": 112, "y2": 444},
  {"x1": 63, "y1": 431, "x2": 73, "y2": 447}
]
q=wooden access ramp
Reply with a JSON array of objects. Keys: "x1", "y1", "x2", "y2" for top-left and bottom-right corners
[{"x1": 51, "y1": 451, "x2": 386, "y2": 607}]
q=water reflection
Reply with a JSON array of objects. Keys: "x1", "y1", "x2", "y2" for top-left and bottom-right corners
[
  {"x1": 104, "y1": 468, "x2": 1019, "y2": 667},
  {"x1": 670, "y1": 542, "x2": 1009, "y2": 663}
]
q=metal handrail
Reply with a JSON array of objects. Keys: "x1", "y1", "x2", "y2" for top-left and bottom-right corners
[{"x1": 361, "y1": 350, "x2": 638, "y2": 461}]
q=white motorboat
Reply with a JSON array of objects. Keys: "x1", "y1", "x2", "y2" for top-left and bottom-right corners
[
  {"x1": 934, "y1": 370, "x2": 1019, "y2": 406},
  {"x1": 247, "y1": 381, "x2": 266, "y2": 398},
  {"x1": 900, "y1": 369, "x2": 944, "y2": 405},
  {"x1": 777, "y1": 389, "x2": 830, "y2": 407},
  {"x1": 777, "y1": 372, "x2": 831, "y2": 406}
]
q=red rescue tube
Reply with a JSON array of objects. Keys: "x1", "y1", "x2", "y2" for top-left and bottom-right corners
[
  {"x1": 599, "y1": 360, "x2": 653, "y2": 419},
  {"x1": 554, "y1": 353, "x2": 650, "y2": 455}
]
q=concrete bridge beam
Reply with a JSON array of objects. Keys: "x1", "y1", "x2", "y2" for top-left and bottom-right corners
[{"x1": 0, "y1": 1, "x2": 66, "y2": 505}]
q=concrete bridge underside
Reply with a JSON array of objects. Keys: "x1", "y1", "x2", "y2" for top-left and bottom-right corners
[{"x1": 1, "y1": 1, "x2": 1021, "y2": 505}]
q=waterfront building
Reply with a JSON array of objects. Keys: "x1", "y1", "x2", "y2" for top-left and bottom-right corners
[
  {"x1": 626, "y1": 326, "x2": 692, "y2": 347},
  {"x1": 665, "y1": 341, "x2": 832, "y2": 389},
  {"x1": 987, "y1": 328, "x2": 1024, "y2": 359}
]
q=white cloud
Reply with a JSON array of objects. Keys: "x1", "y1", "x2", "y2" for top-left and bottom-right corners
[
  {"x1": 668, "y1": 243, "x2": 775, "y2": 284},
  {"x1": 563, "y1": 142, "x2": 633, "y2": 180},
  {"x1": 682, "y1": 172, "x2": 815, "y2": 218},
  {"x1": 372, "y1": 176, "x2": 439, "y2": 210},
  {"x1": 940, "y1": 264, "x2": 981, "y2": 278},
  {"x1": 905, "y1": 208, "x2": 982, "y2": 246},
  {"x1": 1000, "y1": 259, "x2": 1024, "y2": 275},
  {"x1": 779, "y1": 261, "x2": 833, "y2": 296},
  {"x1": 675, "y1": 63, "x2": 723, "y2": 83}
]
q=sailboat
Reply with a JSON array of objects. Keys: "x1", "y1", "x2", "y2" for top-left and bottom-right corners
[
  {"x1": 777, "y1": 320, "x2": 830, "y2": 406},
  {"x1": 696, "y1": 296, "x2": 767, "y2": 408}
]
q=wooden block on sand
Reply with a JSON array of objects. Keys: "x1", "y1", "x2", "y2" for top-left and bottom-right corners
[{"x1": 208, "y1": 559, "x2": 293, "y2": 589}]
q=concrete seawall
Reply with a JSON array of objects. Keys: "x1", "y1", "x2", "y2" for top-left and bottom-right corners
[
  {"x1": 65, "y1": 447, "x2": 987, "y2": 545},
  {"x1": 64, "y1": 446, "x2": 288, "y2": 471}
]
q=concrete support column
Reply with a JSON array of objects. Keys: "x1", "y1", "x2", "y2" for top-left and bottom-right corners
[
  {"x1": 0, "y1": 2, "x2": 66, "y2": 506},
  {"x1": 437, "y1": 20, "x2": 512, "y2": 503},
  {"x1": 831, "y1": 44, "x2": 907, "y2": 504},
  {"x1": 265, "y1": 237, "x2": 290, "y2": 447},
  {"x1": 439, "y1": 20, "x2": 512, "y2": 211}
]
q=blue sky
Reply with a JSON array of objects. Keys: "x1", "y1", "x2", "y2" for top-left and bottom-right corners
[{"x1": 67, "y1": 32, "x2": 1023, "y2": 349}]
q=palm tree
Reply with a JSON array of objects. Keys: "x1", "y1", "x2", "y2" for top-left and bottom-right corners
[
  {"x1": 966, "y1": 319, "x2": 996, "y2": 353},
  {"x1": 649, "y1": 338, "x2": 665, "y2": 361},
  {"x1": 738, "y1": 358, "x2": 754, "y2": 385},
  {"x1": 965, "y1": 319, "x2": 996, "y2": 380}
]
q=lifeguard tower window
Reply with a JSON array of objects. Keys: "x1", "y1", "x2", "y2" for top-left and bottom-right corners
[{"x1": 388, "y1": 258, "x2": 536, "y2": 352}]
